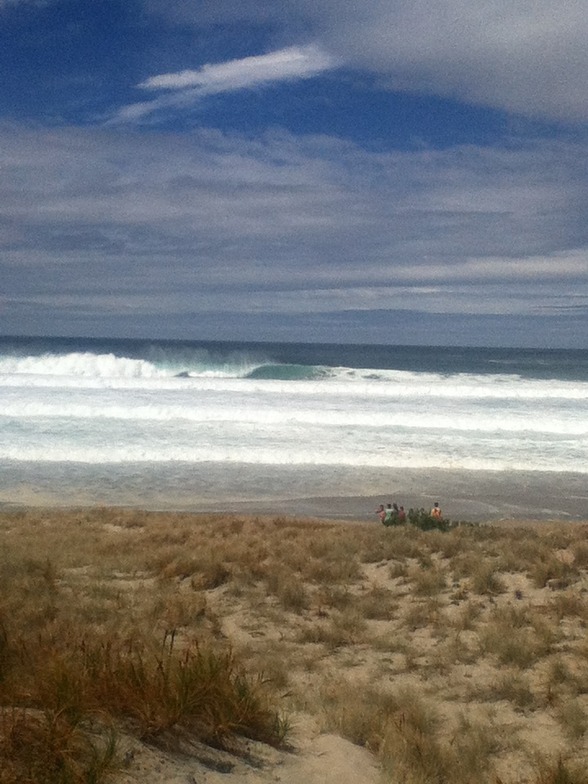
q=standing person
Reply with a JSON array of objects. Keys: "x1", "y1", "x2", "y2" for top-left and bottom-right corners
[
  {"x1": 398, "y1": 506, "x2": 406, "y2": 523},
  {"x1": 375, "y1": 504, "x2": 386, "y2": 524},
  {"x1": 431, "y1": 501, "x2": 442, "y2": 519},
  {"x1": 384, "y1": 503, "x2": 394, "y2": 525}
]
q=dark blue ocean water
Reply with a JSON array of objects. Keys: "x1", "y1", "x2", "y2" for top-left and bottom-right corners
[{"x1": 2, "y1": 335, "x2": 588, "y2": 381}]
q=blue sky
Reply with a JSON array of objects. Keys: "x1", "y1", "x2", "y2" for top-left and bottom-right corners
[{"x1": 1, "y1": 0, "x2": 588, "y2": 347}]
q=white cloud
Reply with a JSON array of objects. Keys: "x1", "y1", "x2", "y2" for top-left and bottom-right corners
[
  {"x1": 140, "y1": 45, "x2": 337, "y2": 92},
  {"x1": 114, "y1": 45, "x2": 337, "y2": 124},
  {"x1": 145, "y1": 0, "x2": 588, "y2": 122},
  {"x1": 390, "y1": 252, "x2": 588, "y2": 284},
  {"x1": 1, "y1": 125, "x2": 587, "y2": 332},
  {"x1": 308, "y1": 0, "x2": 588, "y2": 121}
]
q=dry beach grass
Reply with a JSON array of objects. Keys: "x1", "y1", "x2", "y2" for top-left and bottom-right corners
[{"x1": 2, "y1": 507, "x2": 588, "y2": 783}]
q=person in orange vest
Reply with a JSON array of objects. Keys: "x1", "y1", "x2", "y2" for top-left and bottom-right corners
[{"x1": 431, "y1": 501, "x2": 442, "y2": 519}]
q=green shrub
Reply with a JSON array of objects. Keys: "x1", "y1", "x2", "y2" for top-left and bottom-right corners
[{"x1": 407, "y1": 508, "x2": 450, "y2": 532}]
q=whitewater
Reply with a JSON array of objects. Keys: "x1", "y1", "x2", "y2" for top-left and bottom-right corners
[{"x1": 1, "y1": 336, "x2": 587, "y2": 514}]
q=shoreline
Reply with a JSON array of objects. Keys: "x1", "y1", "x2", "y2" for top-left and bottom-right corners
[{"x1": 1, "y1": 465, "x2": 587, "y2": 523}]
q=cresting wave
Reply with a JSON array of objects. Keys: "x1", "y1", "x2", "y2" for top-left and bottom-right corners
[
  {"x1": 0, "y1": 351, "x2": 325, "y2": 381},
  {"x1": 1, "y1": 338, "x2": 588, "y2": 476},
  {"x1": 0, "y1": 352, "x2": 168, "y2": 379},
  {"x1": 2, "y1": 351, "x2": 588, "y2": 401}
]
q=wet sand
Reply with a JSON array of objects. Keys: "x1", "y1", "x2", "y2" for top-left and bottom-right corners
[
  {"x1": 1, "y1": 463, "x2": 586, "y2": 523},
  {"x1": 204, "y1": 468, "x2": 588, "y2": 522}
]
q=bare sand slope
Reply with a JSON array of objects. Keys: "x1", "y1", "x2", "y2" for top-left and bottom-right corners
[{"x1": 116, "y1": 718, "x2": 380, "y2": 784}]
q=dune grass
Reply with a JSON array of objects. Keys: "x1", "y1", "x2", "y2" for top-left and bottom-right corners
[
  {"x1": 2, "y1": 508, "x2": 588, "y2": 783},
  {"x1": 0, "y1": 509, "x2": 288, "y2": 784}
]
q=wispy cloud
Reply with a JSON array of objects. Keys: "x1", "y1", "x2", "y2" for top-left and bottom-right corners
[
  {"x1": 114, "y1": 45, "x2": 338, "y2": 123},
  {"x1": 1, "y1": 125, "x2": 587, "y2": 325},
  {"x1": 146, "y1": 0, "x2": 588, "y2": 122},
  {"x1": 140, "y1": 45, "x2": 337, "y2": 91}
]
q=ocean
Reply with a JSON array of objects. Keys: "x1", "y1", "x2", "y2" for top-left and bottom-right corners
[{"x1": 1, "y1": 336, "x2": 587, "y2": 519}]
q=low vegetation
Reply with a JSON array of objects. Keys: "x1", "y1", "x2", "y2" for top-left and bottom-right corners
[{"x1": 1, "y1": 507, "x2": 588, "y2": 783}]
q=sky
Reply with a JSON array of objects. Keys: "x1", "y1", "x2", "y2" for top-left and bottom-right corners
[{"x1": 1, "y1": 0, "x2": 588, "y2": 347}]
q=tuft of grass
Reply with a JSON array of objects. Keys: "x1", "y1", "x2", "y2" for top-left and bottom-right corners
[
  {"x1": 571, "y1": 539, "x2": 588, "y2": 568},
  {"x1": 532, "y1": 756, "x2": 588, "y2": 784},
  {"x1": 0, "y1": 707, "x2": 117, "y2": 784},
  {"x1": 468, "y1": 562, "x2": 506, "y2": 595},
  {"x1": 1, "y1": 629, "x2": 287, "y2": 751},
  {"x1": 528, "y1": 556, "x2": 579, "y2": 590},
  {"x1": 477, "y1": 671, "x2": 539, "y2": 711},
  {"x1": 265, "y1": 567, "x2": 309, "y2": 613},
  {"x1": 315, "y1": 585, "x2": 353, "y2": 612},
  {"x1": 0, "y1": 539, "x2": 289, "y2": 784},
  {"x1": 550, "y1": 591, "x2": 588, "y2": 622},
  {"x1": 303, "y1": 555, "x2": 361, "y2": 584},
  {"x1": 152, "y1": 589, "x2": 208, "y2": 631},
  {"x1": 356, "y1": 584, "x2": 398, "y2": 620},
  {"x1": 403, "y1": 598, "x2": 443, "y2": 631},
  {"x1": 449, "y1": 712, "x2": 510, "y2": 779},
  {"x1": 480, "y1": 626, "x2": 543, "y2": 669},
  {"x1": 479, "y1": 605, "x2": 558, "y2": 669},
  {"x1": 378, "y1": 697, "x2": 506, "y2": 784},
  {"x1": 388, "y1": 560, "x2": 409, "y2": 579},
  {"x1": 409, "y1": 563, "x2": 447, "y2": 597},
  {"x1": 546, "y1": 657, "x2": 576, "y2": 691},
  {"x1": 320, "y1": 682, "x2": 439, "y2": 755},
  {"x1": 556, "y1": 698, "x2": 588, "y2": 740},
  {"x1": 298, "y1": 609, "x2": 368, "y2": 649},
  {"x1": 451, "y1": 599, "x2": 483, "y2": 631}
]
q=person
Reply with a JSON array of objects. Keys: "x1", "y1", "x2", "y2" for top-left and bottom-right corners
[
  {"x1": 398, "y1": 506, "x2": 406, "y2": 523},
  {"x1": 375, "y1": 504, "x2": 386, "y2": 524},
  {"x1": 431, "y1": 501, "x2": 442, "y2": 519},
  {"x1": 384, "y1": 503, "x2": 394, "y2": 525}
]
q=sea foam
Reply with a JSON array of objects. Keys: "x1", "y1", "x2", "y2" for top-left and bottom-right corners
[{"x1": 1, "y1": 337, "x2": 587, "y2": 475}]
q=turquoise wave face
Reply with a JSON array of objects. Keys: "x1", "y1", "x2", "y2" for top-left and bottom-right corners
[
  {"x1": 2, "y1": 336, "x2": 588, "y2": 381},
  {"x1": 245, "y1": 363, "x2": 330, "y2": 380}
]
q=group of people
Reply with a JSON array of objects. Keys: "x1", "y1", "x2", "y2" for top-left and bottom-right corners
[
  {"x1": 375, "y1": 502, "x2": 406, "y2": 525},
  {"x1": 375, "y1": 500, "x2": 442, "y2": 526}
]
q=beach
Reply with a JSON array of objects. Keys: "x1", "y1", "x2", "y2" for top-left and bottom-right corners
[
  {"x1": 205, "y1": 467, "x2": 588, "y2": 523},
  {"x1": 1, "y1": 336, "x2": 587, "y2": 531},
  {"x1": 3, "y1": 337, "x2": 588, "y2": 780},
  {"x1": 1, "y1": 337, "x2": 587, "y2": 528},
  {"x1": 2, "y1": 464, "x2": 587, "y2": 523}
]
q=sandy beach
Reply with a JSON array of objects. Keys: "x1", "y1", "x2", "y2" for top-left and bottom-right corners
[
  {"x1": 213, "y1": 468, "x2": 588, "y2": 523},
  {"x1": 2, "y1": 465, "x2": 587, "y2": 523}
]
